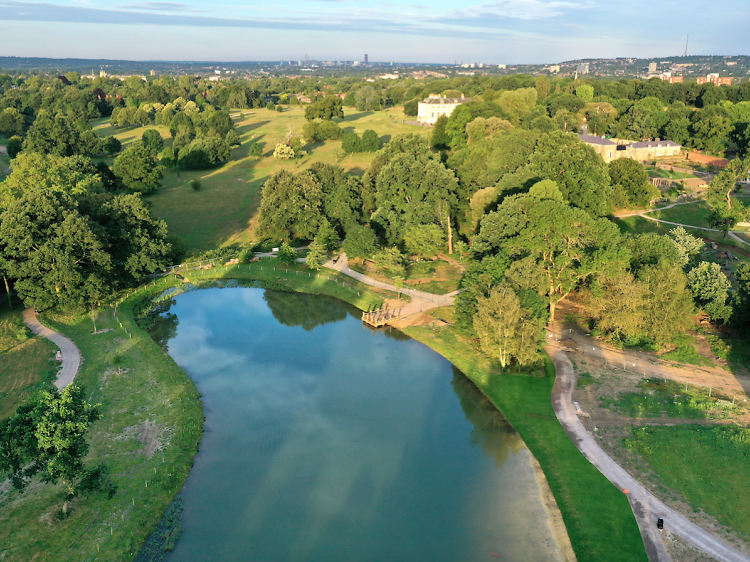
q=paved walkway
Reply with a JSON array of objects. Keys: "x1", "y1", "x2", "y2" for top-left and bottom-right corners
[
  {"x1": 549, "y1": 346, "x2": 750, "y2": 562},
  {"x1": 23, "y1": 308, "x2": 80, "y2": 390},
  {"x1": 322, "y1": 253, "x2": 458, "y2": 317}
]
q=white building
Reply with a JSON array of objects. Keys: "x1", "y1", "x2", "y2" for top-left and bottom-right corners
[{"x1": 417, "y1": 94, "x2": 471, "y2": 125}]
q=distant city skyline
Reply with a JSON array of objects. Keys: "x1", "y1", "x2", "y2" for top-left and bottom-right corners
[{"x1": 1, "y1": 0, "x2": 749, "y2": 64}]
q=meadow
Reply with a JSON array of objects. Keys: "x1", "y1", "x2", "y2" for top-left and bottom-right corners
[{"x1": 93, "y1": 106, "x2": 429, "y2": 254}]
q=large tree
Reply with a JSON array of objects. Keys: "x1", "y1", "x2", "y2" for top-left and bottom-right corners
[
  {"x1": 112, "y1": 142, "x2": 163, "y2": 193},
  {"x1": 473, "y1": 195, "x2": 627, "y2": 320},
  {"x1": 0, "y1": 385, "x2": 101, "y2": 491},
  {"x1": 608, "y1": 158, "x2": 659, "y2": 208},
  {"x1": 529, "y1": 131, "x2": 613, "y2": 217},
  {"x1": 258, "y1": 170, "x2": 324, "y2": 240}
]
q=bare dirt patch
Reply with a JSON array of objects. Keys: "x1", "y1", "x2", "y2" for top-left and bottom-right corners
[
  {"x1": 569, "y1": 351, "x2": 750, "y2": 560},
  {"x1": 116, "y1": 419, "x2": 166, "y2": 458}
]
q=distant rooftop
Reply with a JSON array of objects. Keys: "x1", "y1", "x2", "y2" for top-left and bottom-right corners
[
  {"x1": 577, "y1": 134, "x2": 616, "y2": 146},
  {"x1": 421, "y1": 96, "x2": 470, "y2": 104},
  {"x1": 629, "y1": 140, "x2": 681, "y2": 148}
]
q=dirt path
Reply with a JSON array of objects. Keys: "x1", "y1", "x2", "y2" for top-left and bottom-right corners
[
  {"x1": 548, "y1": 346, "x2": 750, "y2": 562},
  {"x1": 323, "y1": 253, "x2": 458, "y2": 319},
  {"x1": 22, "y1": 308, "x2": 80, "y2": 390}
]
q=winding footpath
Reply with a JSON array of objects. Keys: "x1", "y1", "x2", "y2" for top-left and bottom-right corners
[
  {"x1": 322, "y1": 253, "x2": 460, "y2": 317},
  {"x1": 549, "y1": 346, "x2": 750, "y2": 562},
  {"x1": 22, "y1": 308, "x2": 80, "y2": 390}
]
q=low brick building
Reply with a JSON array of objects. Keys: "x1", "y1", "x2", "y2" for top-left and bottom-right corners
[
  {"x1": 417, "y1": 95, "x2": 471, "y2": 125},
  {"x1": 697, "y1": 73, "x2": 733, "y2": 86}
]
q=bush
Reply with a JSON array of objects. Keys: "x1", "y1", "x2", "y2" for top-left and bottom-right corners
[
  {"x1": 190, "y1": 179, "x2": 201, "y2": 191},
  {"x1": 360, "y1": 130, "x2": 380, "y2": 151},
  {"x1": 249, "y1": 142, "x2": 263, "y2": 157},
  {"x1": 341, "y1": 132, "x2": 361, "y2": 153},
  {"x1": 302, "y1": 120, "x2": 344, "y2": 142},
  {"x1": 273, "y1": 143, "x2": 295, "y2": 159},
  {"x1": 266, "y1": 102, "x2": 276, "y2": 110},
  {"x1": 7, "y1": 135, "x2": 23, "y2": 159}
]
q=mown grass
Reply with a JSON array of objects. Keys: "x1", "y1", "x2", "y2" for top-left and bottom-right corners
[
  {"x1": 650, "y1": 200, "x2": 714, "y2": 229},
  {"x1": 615, "y1": 216, "x2": 750, "y2": 264},
  {"x1": 624, "y1": 424, "x2": 750, "y2": 539},
  {"x1": 349, "y1": 258, "x2": 463, "y2": 295},
  {"x1": 93, "y1": 107, "x2": 428, "y2": 254},
  {"x1": 646, "y1": 165, "x2": 697, "y2": 180},
  {"x1": 403, "y1": 320, "x2": 648, "y2": 562},
  {"x1": 0, "y1": 299, "x2": 57, "y2": 418},
  {"x1": 600, "y1": 378, "x2": 740, "y2": 420},
  {"x1": 0, "y1": 277, "x2": 203, "y2": 562}
]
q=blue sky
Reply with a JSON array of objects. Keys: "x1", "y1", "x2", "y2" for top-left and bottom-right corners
[{"x1": 0, "y1": 0, "x2": 748, "y2": 64}]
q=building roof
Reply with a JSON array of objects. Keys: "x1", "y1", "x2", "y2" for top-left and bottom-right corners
[
  {"x1": 420, "y1": 97, "x2": 471, "y2": 104},
  {"x1": 577, "y1": 134, "x2": 616, "y2": 146},
  {"x1": 629, "y1": 140, "x2": 681, "y2": 148}
]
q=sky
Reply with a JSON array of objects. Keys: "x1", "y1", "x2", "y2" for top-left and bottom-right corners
[{"x1": 0, "y1": 0, "x2": 748, "y2": 64}]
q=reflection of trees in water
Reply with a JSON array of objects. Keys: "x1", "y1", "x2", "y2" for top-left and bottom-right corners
[
  {"x1": 146, "y1": 300, "x2": 180, "y2": 351},
  {"x1": 263, "y1": 290, "x2": 353, "y2": 331},
  {"x1": 450, "y1": 367, "x2": 524, "y2": 467}
]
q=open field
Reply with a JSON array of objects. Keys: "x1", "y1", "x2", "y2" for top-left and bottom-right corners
[
  {"x1": 93, "y1": 107, "x2": 428, "y2": 254},
  {"x1": 650, "y1": 200, "x2": 713, "y2": 228},
  {"x1": 404, "y1": 315, "x2": 648, "y2": 562},
  {"x1": 349, "y1": 256, "x2": 465, "y2": 294}
]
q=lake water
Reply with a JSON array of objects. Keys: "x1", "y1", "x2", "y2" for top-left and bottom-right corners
[{"x1": 150, "y1": 287, "x2": 564, "y2": 562}]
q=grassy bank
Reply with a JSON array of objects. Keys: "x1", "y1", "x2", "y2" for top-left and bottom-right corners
[
  {"x1": 404, "y1": 320, "x2": 648, "y2": 562},
  {"x1": 0, "y1": 278, "x2": 203, "y2": 562},
  {"x1": 625, "y1": 424, "x2": 750, "y2": 539}
]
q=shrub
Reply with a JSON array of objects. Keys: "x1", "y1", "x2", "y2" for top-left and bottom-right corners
[{"x1": 190, "y1": 179, "x2": 201, "y2": 191}]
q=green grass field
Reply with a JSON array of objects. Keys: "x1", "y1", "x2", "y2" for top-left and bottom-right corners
[
  {"x1": 650, "y1": 200, "x2": 714, "y2": 228},
  {"x1": 94, "y1": 107, "x2": 428, "y2": 254},
  {"x1": 646, "y1": 165, "x2": 697, "y2": 180},
  {"x1": 0, "y1": 300, "x2": 57, "y2": 419},
  {"x1": 0, "y1": 280, "x2": 204, "y2": 562},
  {"x1": 624, "y1": 424, "x2": 750, "y2": 539},
  {"x1": 601, "y1": 378, "x2": 739, "y2": 419},
  {"x1": 404, "y1": 319, "x2": 648, "y2": 562}
]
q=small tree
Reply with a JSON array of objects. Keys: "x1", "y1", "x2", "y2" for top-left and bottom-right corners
[
  {"x1": 225, "y1": 129, "x2": 241, "y2": 148},
  {"x1": 316, "y1": 219, "x2": 340, "y2": 251},
  {"x1": 112, "y1": 142, "x2": 163, "y2": 193},
  {"x1": 360, "y1": 130, "x2": 381, "y2": 152},
  {"x1": 7, "y1": 136, "x2": 23, "y2": 159},
  {"x1": 273, "y1": 143, "x2": 295, "y2": 159},
  {"x1": 404, "y1": 225, "x2": 445, "y2": 259},
  {"x1": 249, "y1": 142, "x2": 264, "y2": 158},
  {"x1": 190, "y1": 179, "x2": 201, "y2": 191},
  {"x1": 266, "y1": 102, "x2": 276, "y2": 110},
  {"x1": 276, "y1": 104, "x2": 284, "y2": 113},
  {"x1": 373, "y1": 247, "x2": 406, "y2": 276},
  {"x1": 305, "y1": 240, "x2": 326, "y2": 269},
  {"x1": 102, "y1": 136, "x2": 122, "y2": 155},
  {"x1": 141, "y1": 129, "x2": 164, "y2": 152},
  {"x1": 277, "y1": 242, "x2": 297, "y2": 264},
  {"x1": 474, "y1": 286, "x2": 545, "y2": 368},
  {"x1": 342, "y1": 132, "x2": 361, "y2": 154}
]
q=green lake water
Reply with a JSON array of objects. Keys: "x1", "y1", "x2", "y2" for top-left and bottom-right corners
[{"x1": 151, "y1": 287, "x2": 564, "y2": 562}]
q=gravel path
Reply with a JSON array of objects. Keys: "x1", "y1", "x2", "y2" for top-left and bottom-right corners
[
  {"x1": 549, "y1": 346, "x2": 750, "y2": 562},
  {"x1": 23, "y1": 308, "x2": 80, "y2": 390},
  {"x1": 323, "y1": 253, "x2": 458, "y2": 316}
]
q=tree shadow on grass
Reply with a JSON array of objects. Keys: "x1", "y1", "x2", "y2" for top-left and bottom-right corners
[
  {"x1": 236, "y1": 120, "x2": 271, "y2": 136},
  {"x1": 341, "y1": 112, "x2": 374, "y2": 122}
]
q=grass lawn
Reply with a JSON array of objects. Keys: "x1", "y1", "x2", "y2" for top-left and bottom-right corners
[
  {"x1": 615, "y1": 216, "x2": 750, "y2": 265},
  {"x1": 93, "y1": 107, "x2": 428, "y2": 254},
  {"x1": 403, "y1": 318, "x2": 648, "y2": 562},
  {"x1": 649, "y1": 200, "x2": 714, "y2": 229},
  {"x1": 0, "y1": 299, "x2": 57, "y2": 419},
  {"x1": 349, "y1": 257, "x2": 465, "y2": 295},
  {"x1": 624, "y1": 425, "x2": 750, "y2": 539},
  {"x1": 600, "y1": 378, "x2": 740, "y2": 420},
  {"x1": 0, "y1": 279, "x2": 204, "y2": 562},
  {"x1": 646, "y1": 165, "x2": 697, "y2": 180}
]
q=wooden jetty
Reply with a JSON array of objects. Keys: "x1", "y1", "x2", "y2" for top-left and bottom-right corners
[{"x1": 362, "y1": 304, "x2": 401, "y2": 328}]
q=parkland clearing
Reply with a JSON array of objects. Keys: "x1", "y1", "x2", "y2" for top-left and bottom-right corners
[{"x1": 0, "y1": 66, "x2": 750, "y2": 562}]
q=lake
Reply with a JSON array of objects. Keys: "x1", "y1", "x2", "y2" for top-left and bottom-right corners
[{"x1": 148, "y1": 287, "x2": 565, "y2": 562}]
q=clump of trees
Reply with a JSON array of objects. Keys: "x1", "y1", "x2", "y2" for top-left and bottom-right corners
[{"x1": 341, "y1": 130, "x2": 380, "y2": 153}]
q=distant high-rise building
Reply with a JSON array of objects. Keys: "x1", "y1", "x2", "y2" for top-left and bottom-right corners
[
  {"x1": 576, "y1": 63, "x2": 589, "y2": 75},
  {"x1": 648, "y1": 62, "x2": 657, "y2": 73},
  {"x1": 364, "y1": 54, "x2": 369, "y2": 64}
]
